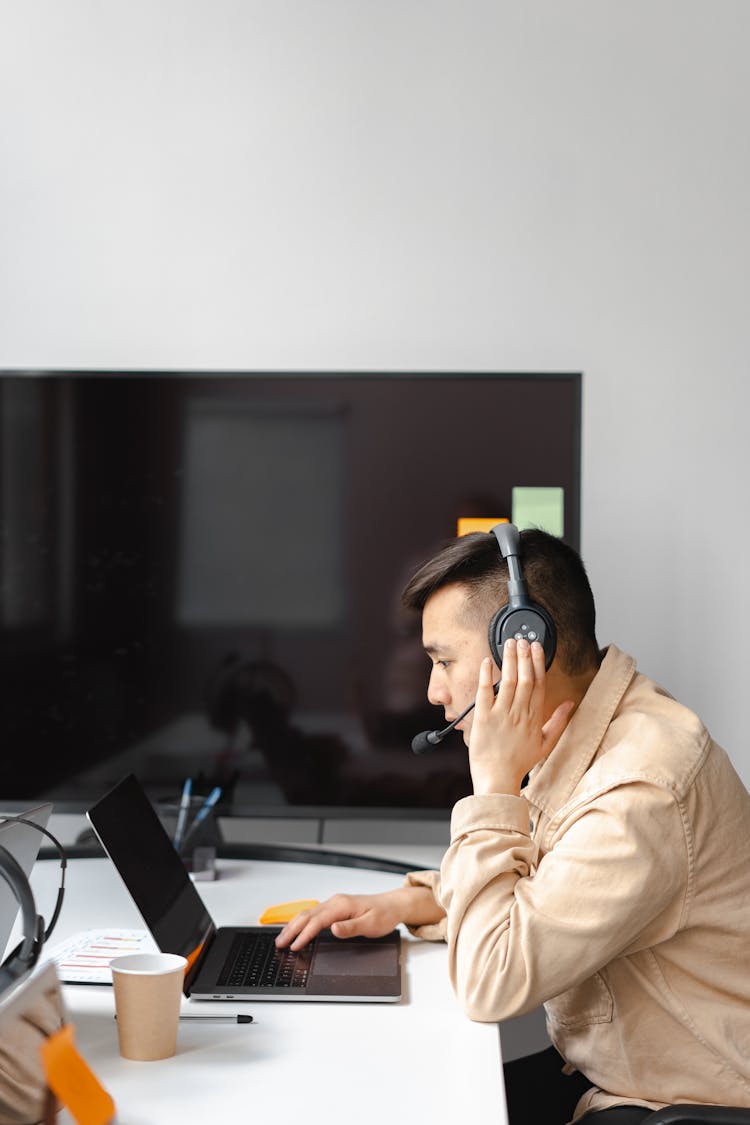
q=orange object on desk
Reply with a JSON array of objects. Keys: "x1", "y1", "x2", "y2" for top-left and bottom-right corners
[
  {"x1": 40, "y1": 1024, "x2": 115, "y2": 1125},
  {"x1": 259, "y1": 899, "x2": 320, "y2": 924}
]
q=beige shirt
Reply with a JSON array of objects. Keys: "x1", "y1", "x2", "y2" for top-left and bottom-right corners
[
  {"x1": 406, "y1": 645, "x2": 750, "y2": 1119},
  {"x1": 0, "y1": 990, "x2": 62, "y2": 1125}
]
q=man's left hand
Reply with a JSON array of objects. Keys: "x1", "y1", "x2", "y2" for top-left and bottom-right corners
[{"x1": 468, "y1": 639, "x2": 573, "y2": 797}]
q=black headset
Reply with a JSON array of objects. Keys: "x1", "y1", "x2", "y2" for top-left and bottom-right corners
[
  {"x1": 411, "y1": 522, "x2": 559, "y2": 754},
  {"x1": 0, "y1": 844, "x2": 44, "y2": 993},
  {"x1": 0, "y1": 815, "x2": 67, "y2": 994},
  {"x1": 487, "y1": 523, "x2": 557, "y2": 671}
]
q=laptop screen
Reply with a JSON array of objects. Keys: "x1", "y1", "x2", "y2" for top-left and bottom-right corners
[{"x1": 87, "y1": 775, "x2": 214, "y2": 975}]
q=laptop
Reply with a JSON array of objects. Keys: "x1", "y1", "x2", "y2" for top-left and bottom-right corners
[
  {"x1": 0, "y1": 804, "x2": 54, "y2": 965},
  {"x1": 86, "y1": 774, "x2": 402, "y2": 1002}
]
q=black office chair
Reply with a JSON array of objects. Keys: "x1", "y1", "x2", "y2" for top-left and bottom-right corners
[{"x1": 644, "y1": 1107, "x2": 750, "y2": 1124}]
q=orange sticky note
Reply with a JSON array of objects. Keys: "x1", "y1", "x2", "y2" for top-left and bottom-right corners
[
  {"x1": 259, "y1": 899, "x2": 320, "y2": 924},
  {"x1": 457, "y1": 517, "x2": 508, "y2": 536},
  {"x1": 40, "y1": 1024, "x2": 115, "y2": 1125}
]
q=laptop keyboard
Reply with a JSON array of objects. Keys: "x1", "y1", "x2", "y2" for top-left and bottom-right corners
[{"x1": 218, "y1": 932, "x2": 313, "y2": 989}]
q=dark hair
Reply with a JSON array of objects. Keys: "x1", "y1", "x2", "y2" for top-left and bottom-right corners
[{"x1": 401, "y1": 529, "x2": 600, "y2": 675}]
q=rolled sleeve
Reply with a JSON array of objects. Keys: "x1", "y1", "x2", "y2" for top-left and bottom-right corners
[{"x1": 402, "y1": 868, "x2": 447, "y2": 942}]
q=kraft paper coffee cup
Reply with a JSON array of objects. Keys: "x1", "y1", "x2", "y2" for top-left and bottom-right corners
[{"x1": 110, "y1": 952, "x2": 187, "y2": 1061}]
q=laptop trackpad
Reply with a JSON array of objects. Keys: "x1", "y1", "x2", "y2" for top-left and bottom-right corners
[
  {"x1": 307, "y1": 936, "x2": 401, "y2": 1000},
  {"x1": 312, "y1": 942, "x2": 396, "y2": 976}
]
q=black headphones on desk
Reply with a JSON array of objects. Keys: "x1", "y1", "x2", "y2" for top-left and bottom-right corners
[
  {"x1": 488, "y1": 523, "x2": 557, "y2": 671},
  {"x1": 0, "y1": 845, "x2": 44, "y2": 993},
  {"x1": 0, "y1": 815, "x2": 67, "y2": 994}
]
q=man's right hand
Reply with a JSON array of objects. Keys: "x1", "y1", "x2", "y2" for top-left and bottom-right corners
[{"x1": 274, "y1": 885, "x2": 444, "y2": 951}]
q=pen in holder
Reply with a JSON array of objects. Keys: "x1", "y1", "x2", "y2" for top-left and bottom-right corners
[{"x1": 158, "y1": 787, "x2": 223, "y2": 881}]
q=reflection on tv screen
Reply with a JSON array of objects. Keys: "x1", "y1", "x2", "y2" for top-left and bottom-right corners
[{"x1": 0, "y1": 372, "x2": 580, "y2": 814}]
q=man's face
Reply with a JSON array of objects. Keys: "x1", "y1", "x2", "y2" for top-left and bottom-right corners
[{"x1": 421, "y1": 583, "x2": 494, "y2": 746}]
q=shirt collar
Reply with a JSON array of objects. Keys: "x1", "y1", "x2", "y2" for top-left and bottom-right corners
[{"x1": 524, "y1": 644, "x2": 637, "y2": 817}]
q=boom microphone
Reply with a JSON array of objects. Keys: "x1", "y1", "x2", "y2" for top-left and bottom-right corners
[{"x1": 411, "y1": 683, "x2": 499, "y2": 754}]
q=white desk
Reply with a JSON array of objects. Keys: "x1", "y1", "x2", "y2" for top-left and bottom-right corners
[{"x1": 29, "y1": 854, "x2": 507, "y2": 1124}]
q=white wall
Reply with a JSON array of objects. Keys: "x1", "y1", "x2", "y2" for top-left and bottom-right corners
[{"x1": 2, "y1": 1, "x2": 749, "y2": 782}]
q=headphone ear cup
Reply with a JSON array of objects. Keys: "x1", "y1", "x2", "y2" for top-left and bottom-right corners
[
  {"x1": 488, "y1": 606, "x2": 511, "y2": 668},
  {"x1": 0, "y1": 964, "x2": 19, "y2": 992},
  {"x1": 0, "y1": 950, "x2": 27, "y2": 991},
  {"x1": 488, "y1": 603, "x2": 557, "y2": 671}
]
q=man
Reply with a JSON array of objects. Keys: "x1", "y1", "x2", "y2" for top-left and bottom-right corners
[{"x1": 276, "y1": 528, "x2": 750, "y2": 1124}]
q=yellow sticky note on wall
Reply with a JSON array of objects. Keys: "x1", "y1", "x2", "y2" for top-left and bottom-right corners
[{"x1": 40, "y1": 1024, "x2": 115, "y2": 1125}]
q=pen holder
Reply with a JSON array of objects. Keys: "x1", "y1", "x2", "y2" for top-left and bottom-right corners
[{"x1": 158, "y1": 795, "x2": 223, "y2": 881}]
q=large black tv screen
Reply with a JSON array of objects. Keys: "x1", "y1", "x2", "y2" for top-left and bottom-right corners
[{"x1": 0, "y1": 372, "x2": 580, "y2": 814}]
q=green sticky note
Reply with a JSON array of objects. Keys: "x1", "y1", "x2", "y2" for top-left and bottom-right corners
[{"x1": 512, "y1": 487, "x2": 564, "y2": 537}]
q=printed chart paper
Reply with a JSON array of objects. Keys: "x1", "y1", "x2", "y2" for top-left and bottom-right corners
[{"x1": 44, "y1": 929, "x2": 157, "y2": 984}]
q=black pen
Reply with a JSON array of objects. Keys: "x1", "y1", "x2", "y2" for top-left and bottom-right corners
[
  {"x1": 115, "y1": 1014, "x2": 254, "y2": 1024},
  {"x1": 179, "y1": 1014, "x2": 254, "y2": 1024}
]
